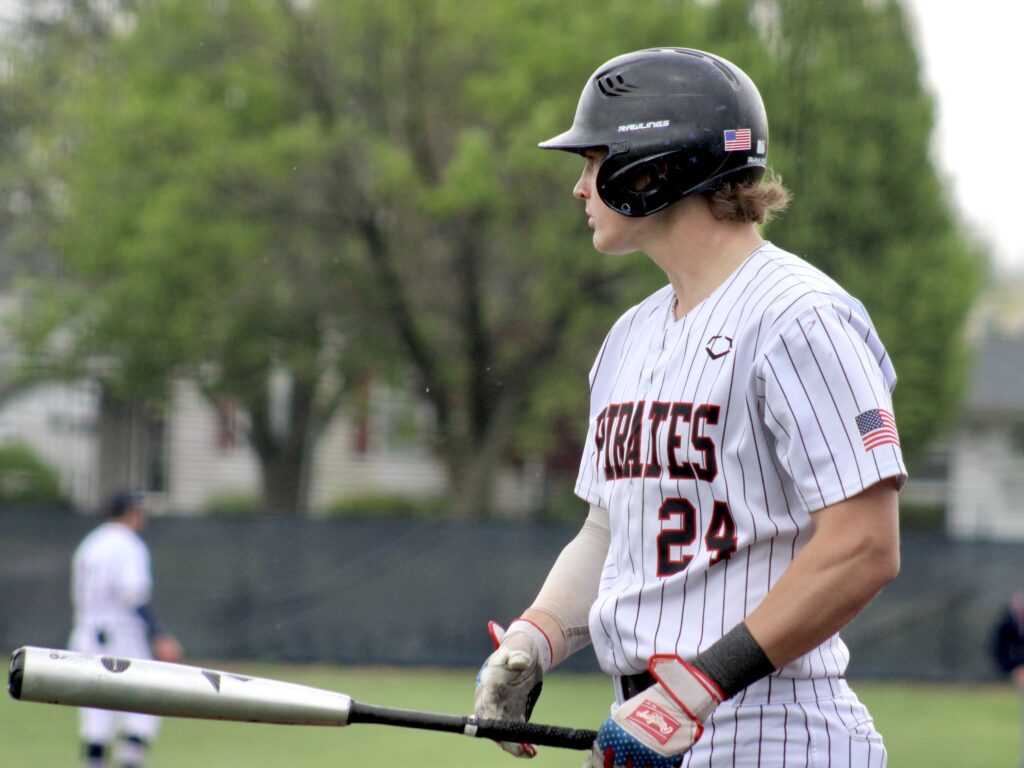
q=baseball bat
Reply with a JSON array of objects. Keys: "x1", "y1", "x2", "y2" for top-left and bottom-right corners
[{"x1": 8, "y1": 646, "x2": 597, "y2": 751}]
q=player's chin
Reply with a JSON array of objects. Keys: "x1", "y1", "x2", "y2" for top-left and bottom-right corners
[
  {"x1": 593, "y1": 240, "x2": 640, "y2": 257},
  {"x1": 591, "y1": 230, "x2": 632, "y2": 256}
]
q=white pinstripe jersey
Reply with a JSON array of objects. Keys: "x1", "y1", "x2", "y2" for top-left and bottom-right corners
[{"x1": 575, "y1": 243, "x2": 907, "y2": 679}]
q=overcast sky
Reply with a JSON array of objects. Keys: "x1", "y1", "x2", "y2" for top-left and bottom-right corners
[
  {"x1": 905, "y1": 0, "x2": 1024, "y2": 274},
  {"x1": 2, "y1": 0, "x2": 1020, "y2": 273}
]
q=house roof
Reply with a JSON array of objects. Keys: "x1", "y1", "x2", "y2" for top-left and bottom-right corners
[{"x1": 963, "y1": 336, "x2": 1024, "y2": 415}]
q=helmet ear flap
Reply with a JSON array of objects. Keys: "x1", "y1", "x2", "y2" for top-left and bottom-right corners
[
  {"x1": 597, "y1": 153, "x2": 686, "y2": 217},
  {"x1": 597, "y1": 148, "x2": 767, "y2": 218}
]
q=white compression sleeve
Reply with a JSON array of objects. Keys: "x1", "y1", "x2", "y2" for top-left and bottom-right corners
[{"x1": 526, "y1": 505, "x2": 609, "y2": 667}]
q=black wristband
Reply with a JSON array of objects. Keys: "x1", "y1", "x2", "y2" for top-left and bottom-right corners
[{"x1": 690, "y1": 622, "x2": 776, "y2": 699}]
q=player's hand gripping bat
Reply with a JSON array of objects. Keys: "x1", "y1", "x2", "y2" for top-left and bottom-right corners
[{"x1": 8, "y1": 647, "x2": 596, "y2": 751}]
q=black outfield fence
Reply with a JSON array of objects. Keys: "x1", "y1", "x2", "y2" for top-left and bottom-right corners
[{"x1": 1, "y1": 509, "x2": 1018, "y2": 681}]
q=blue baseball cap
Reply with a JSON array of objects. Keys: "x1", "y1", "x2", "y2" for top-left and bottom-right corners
[{"x1": 108, "y1": 490, "x2": 143, "y2": 518}]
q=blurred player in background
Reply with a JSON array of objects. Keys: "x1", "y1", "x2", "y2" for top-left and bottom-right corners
[
  {"x1": 993, "y1": 592, "x2": 1024, "y2": 684},
  {"x1": 476, "y1": 47, "x2": 903, "y2": 767},
  {"x1": 69, "y1": 490, "x2": 183, "y2": 768},
  {"x1": 992, "y1": 592, "x2": 1024, "y2": 768}
]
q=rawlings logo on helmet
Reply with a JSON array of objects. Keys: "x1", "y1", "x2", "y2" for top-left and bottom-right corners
[{"x1": 618, "y1": 120, "x2": 671, "y2": 133}]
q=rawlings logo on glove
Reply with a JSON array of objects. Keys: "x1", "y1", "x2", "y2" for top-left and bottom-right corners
[{"x1": 625, "y1": 700, "x2": 682, "y2": 744}]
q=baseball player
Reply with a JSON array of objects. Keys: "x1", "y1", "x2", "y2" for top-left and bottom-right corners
[
  {"x1": 69, "y1": 490, "x2": 183, "y2": 768},
  {"x1": 475, "y1": 48, "x2": 904, "y2": 767}
]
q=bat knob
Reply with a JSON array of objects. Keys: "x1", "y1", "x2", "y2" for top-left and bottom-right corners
[{"x1": 8, "y1": 647, "x2": 25, "y2": 700}]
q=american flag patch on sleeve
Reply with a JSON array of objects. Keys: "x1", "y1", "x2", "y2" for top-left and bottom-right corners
[{"x1": 855, "y1": 408, "x2": 900, "y2": 451}]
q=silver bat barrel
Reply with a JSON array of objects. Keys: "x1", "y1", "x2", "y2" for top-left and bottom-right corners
[{"x1": 9, "y1": 647, "x2": 353, "y2": 726}]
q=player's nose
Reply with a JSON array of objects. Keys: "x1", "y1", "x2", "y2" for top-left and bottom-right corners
[{"x1": 573, "y1": 170, "x2": 590, "y2": 200}]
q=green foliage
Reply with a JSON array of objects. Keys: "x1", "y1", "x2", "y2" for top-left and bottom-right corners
[
  {"x1": 7, "y1": 0, "x2": 393, "y2": 511},
  {"x1": 535, "y1": 477, "x2": 593, "y2": 522},
  {"x1": 323, "y1": 493, "x2": 445, "y2": 519},
  {"x1": 0, "y1": 443, "x2": 68, "y2": 509},
  {"x1": 751, "y1": 0, "x2": 985, "y2": 466},
  {"x1": 3, "y1": 0, "x2": 983, "y2": 514},
  {"x1": 899, "y1": 500, "x2": 946, "y2": 532},
  {"x1": 204, "y1": 492, "x2": 262, "y2": 516}
]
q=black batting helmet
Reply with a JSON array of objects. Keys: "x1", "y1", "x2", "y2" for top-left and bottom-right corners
[{"x1": 539, "y1": 48, "x2": 769, "y2": 217}]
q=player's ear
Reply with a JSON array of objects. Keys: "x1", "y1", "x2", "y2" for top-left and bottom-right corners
[{"x1": 625, "y1": 160, "x2": 669, "y2": 192}]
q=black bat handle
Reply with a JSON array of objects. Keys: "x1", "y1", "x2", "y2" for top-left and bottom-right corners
[
  {"x1": 473, "y1": 717, "x2": 598, "y2": 750},
  {"x1": 348, "y1": 701, "x2": 597, "y2": 751}
]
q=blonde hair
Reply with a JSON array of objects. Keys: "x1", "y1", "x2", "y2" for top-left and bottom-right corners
[{"x1": 705, "y1": 171, "x2": 791, "y2": 224}]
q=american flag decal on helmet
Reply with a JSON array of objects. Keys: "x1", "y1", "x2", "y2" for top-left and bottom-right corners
[
  {"x1": 723, "y1": 128, "x2": 751, "y2": 151},
  {"x1": 855, "y1": 408, "x2": 899, "y2": 451}
]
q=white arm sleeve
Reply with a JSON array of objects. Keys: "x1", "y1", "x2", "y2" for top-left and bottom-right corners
[{"x1": 528, "y1": 505, "x2": 609, "y2": 664}]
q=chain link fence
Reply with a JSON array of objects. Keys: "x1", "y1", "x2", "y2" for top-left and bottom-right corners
[{"x1": 1, "y1": 509, "x2": 1018, "y2": 680}]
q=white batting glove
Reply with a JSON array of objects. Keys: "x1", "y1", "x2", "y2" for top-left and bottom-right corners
[
  {"x1": 584, "y1": 655, "x2": 724, "y2": 768},
  {"x1": 474, "y1": 620, "x2": 550, "y2": 759}
]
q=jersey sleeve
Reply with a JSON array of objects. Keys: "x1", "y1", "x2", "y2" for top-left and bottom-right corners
[
  {"x1": 574, "y1": 333, "x2": 611, "y2": 508},
  {"x1": 758, "y1": 302, "x2": 907, "y2": 513}
]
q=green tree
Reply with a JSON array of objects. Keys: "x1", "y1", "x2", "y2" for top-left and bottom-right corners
[
  {"x1": 1, "y1": 2, "x2": 142, "y2": 411},
  {"x1": 7, "y1": 0, "x2": 981, "y2": 518},
  {"x1": 311, "y1": 0, "x2": 679, "y2": 516},
  {"x1": 748, "y1": 0, "x2": 984, "y2": 462},
  {"x1": 12, "y1": 0, "x2": 709, "y2": 517},
  {"x1": 344, "y1": 0, "x2": 981, "y2": 506},
  {"x1": 0, "y1": 443, "x2": 68, "y2": 508},
  {"x1": 16, "y1": 0, "x2": 379, "y2": 512}
]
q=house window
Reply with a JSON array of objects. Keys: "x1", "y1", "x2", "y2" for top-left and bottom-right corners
[
  {"x1": 351, "y1": 380, "x2": 429, "y2": 456},
  {"x1": 215, "y1": 397, "x2": 246, "y2": 450},
  {"x1": 145, "y1": 414, "x2": 166, "y2": 493}
]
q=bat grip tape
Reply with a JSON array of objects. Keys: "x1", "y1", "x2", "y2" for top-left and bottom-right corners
[
  {"x1": 472, "y1": 718, "x2": 598, "y2": 750},
  {"x1": 347, "y1": 701, "x2": 597, "y2": 750}
]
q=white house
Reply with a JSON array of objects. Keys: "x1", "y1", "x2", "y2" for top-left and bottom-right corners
[
  {"x1": 945, "y1": 335, "x2": 1024, "y2": 539},
  {"x1": 0, "y1": 379, "x2": 100, "y2": 507},
  {"x1": 0, "y1": 375, "x2": 540, "y2": 516}
]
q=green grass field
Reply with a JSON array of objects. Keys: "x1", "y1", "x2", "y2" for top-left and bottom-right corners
[{"x1": 3, "y1": 663, "x2": 1020, "y2": 767}]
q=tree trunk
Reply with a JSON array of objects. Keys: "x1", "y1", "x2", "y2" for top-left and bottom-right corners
[
  {"x1": 445, "y1": 443, "x2": 497, "y2": 519},
  {"x1": 247, "y1": 373, "x2": 317, "y2": 515},
  {"x1": 260, "y1": 444, "x2": 306, "y2": 515},
  {"x1": 444, "y1": 392, "x2": 521, "y2": 519}
]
